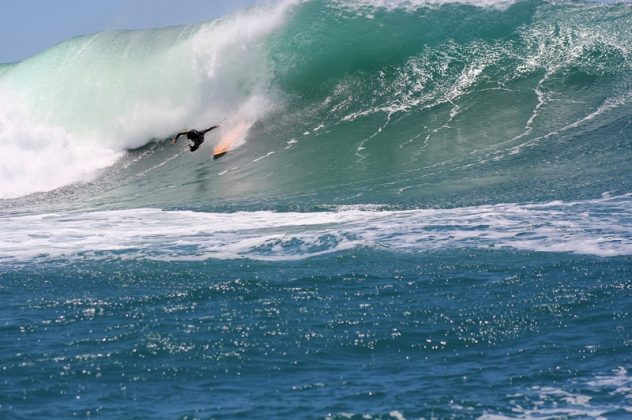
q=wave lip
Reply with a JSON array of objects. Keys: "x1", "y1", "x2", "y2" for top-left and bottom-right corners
[{"x1": 1, "y1": 195, "x2": 631, "y2": 264}]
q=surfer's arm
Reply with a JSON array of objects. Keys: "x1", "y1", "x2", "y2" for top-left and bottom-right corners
[
  {"x1": 202, "y1": 125, "x2": 219, "y2": 134},
  {"x1": 172, "y1": 131, "x2": 189, "y2": 144}
]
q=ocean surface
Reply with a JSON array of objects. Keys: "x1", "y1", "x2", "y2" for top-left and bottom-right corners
[{"x1": 2, "y1": 0, "x2": 632, "y2": 417}]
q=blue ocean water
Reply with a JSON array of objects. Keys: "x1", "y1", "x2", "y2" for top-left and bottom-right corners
[{"x1": 1, "y1": 0, "x2": 632, "y2": 418}]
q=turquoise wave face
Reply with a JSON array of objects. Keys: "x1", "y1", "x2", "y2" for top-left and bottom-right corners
[
  {"x1": 257, "y1": 0, "x2": 632, "y2": 208},
  {"x1": 1, "y1": 0, "x2": 632, "y2": 211}
]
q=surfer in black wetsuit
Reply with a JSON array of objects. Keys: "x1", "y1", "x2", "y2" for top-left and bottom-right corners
[{"x1": 172, "y1": 125, "x2": 219, "y2": 152}]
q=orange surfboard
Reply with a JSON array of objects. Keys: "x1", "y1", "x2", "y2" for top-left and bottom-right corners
[{"x1": 212, "y1": 121, "x2": 251, "y2": 159}]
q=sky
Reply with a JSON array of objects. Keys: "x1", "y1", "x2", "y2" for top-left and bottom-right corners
[{"x1": 0, "y1": 0, "x2": 265, "y2": 63}]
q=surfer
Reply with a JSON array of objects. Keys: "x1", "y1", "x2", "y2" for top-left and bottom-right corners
[{"x1": 172, "y1": 125, "x2": 220, "y2": 152}]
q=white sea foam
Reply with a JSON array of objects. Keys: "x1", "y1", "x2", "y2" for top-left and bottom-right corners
[
  {"x1": 333, "y1": 0, "x2": 518, "y2": 13},
  {"x1": 587, "y1": 367, "x2": 632, "y2": 401},
  {"x1": 480, "y1": 367, "x2": 632, "y2": 419},
  {"x1": 1, "y1": 194, "x2": 631, "y2": 264}
]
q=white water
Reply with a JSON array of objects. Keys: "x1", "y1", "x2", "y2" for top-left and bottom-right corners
[
  {"x1": 1, "y1": 194, "x2": 631, "y2": 264},
  {"x1": 480, "y1": 367, "x2": 632, "y2": 419},
  {"x1": 334, "y1": 0, "x2": 518, "y2": 13}
]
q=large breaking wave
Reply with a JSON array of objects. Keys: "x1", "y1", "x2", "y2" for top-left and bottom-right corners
[
  {"x1": 1, "y1": 0, "x2": 631, "y2": 207},
  {"x1": 0, "y1": 1, "x2": 295, "y2": 199}
]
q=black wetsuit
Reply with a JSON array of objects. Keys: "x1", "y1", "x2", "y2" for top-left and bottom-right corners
[
  {"x1": 173, "y1": 125, "x2": 219, "y2": 152},
  {"x1": 186, "y1": 130, "x2": 205, "y2": 152}
]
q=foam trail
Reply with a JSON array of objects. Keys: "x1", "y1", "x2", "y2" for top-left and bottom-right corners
[{"x1": 1, "y1": 195, "x2": 631, "y2": 264}]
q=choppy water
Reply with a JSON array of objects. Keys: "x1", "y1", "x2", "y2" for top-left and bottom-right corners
[{"x1": 2, "y1": 0, "x2": 632, "y2": 417}]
